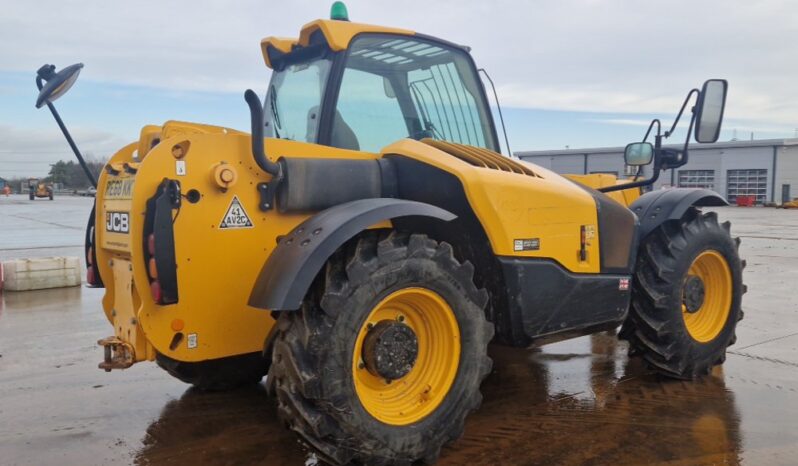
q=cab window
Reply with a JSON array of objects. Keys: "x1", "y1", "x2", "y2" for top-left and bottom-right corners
[
  {"x1": 331, "y1": 35, "x2": 497, "y2": 153},
  {"x1": 264, "y1": 55, "x2": 332, "y2": 143},
  {"x1": 332, "y1": 68, "x2": 408, "y2": 152}
]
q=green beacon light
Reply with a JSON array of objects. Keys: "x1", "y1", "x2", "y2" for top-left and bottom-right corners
[{"x1": 330, "y1": 1, "x2": 349, "y2": 21}]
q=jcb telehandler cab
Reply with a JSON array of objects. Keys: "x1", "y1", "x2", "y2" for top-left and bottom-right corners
[{"x1": 36, "y1": 4, "x2": 744, "y2": 464}]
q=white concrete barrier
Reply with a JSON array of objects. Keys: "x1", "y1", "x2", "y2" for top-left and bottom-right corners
[{"x1": 1, "y1": 257, "x2": 82, "y2": 291}]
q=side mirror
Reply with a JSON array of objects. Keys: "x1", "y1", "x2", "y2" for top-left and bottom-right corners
[
  {"x1": 694, "y1": 79, "x2": 727, "y2": 143},
  {"x1": 624, "y1": 142, "x2": 654, "y2": 166},
  {"x1": 35, "y1": 63, "x2": 84, "y2": 108}
]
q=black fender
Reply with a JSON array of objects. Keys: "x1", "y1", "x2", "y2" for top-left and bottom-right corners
[
  {"x1": 248, "y1": 198, "x2": 456, "y2": 311},
  {"x1": 630, "y1": 188, "x2": 728, "y2": 239}
]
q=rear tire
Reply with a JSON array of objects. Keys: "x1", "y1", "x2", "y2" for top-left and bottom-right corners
[
  {"x1": 269, "y1": 232, "x2": 494, "y2": 465},
  {"x1": 623, "y1": 208, "x2": 745, "y2": 379},
  {"x1": 156, "y1": 351, "x2": 269, "y2": 391}
]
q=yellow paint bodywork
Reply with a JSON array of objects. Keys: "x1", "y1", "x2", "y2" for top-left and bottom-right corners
[
  {"x1": 95, "y1": 122, "x2": 381, "y2": 363},
  {"x1": 261, "y1": 19, "x2": 414, "y2": 68},
  {"x1": 96, "y1": 122, "x2": 618, "y2": 364},
  {"x1": 385, "y1": 139, "x2": 602, "y2": 273}
]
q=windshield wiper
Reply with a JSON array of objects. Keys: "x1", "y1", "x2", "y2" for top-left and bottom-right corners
[{"x1": 426, "y1": 121, "x2": 444, "y2": 140}]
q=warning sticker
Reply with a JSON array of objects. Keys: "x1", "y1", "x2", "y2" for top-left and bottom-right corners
[{"x1": 220, "y1": 196, "x2": 253, "y2": 229}]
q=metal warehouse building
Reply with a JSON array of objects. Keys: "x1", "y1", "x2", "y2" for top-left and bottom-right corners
[{"x1": 517, "y1": 138, "x2": 798, "y2": 205}]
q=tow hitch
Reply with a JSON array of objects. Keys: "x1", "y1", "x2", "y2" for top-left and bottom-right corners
[{"x1": 97, "y1": 336, "x2": 135, "y2": 371}]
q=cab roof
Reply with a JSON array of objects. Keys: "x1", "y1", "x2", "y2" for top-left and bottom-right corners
[{"x1": 261, "y1": 19, "x2": 414, "y2": 69}]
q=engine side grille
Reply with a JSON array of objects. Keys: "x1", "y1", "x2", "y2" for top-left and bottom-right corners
[{"x1": 421, "y1": 139, "x2": 540, "y2": 177}]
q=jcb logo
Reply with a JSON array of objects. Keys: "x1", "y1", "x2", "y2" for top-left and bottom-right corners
[{"x1": 106, "y1": 212, "x2": 130, "y2": 234}]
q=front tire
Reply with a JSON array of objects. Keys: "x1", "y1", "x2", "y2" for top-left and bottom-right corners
[
  {"x1": 269, "y1": 232, "x2": 493, "y2": 465},
  {"x1": 623, "y1": 208, "x2": 745, "y2": 379}
]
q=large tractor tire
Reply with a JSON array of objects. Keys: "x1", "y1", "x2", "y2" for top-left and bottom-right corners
[
  {"x1": 269, "y1": 232, "x2": 494, "y2": 465},
  {"x1": 623, "y1": 208, "x2": 745, "y2": 379},
  {"x1": 155, "y1": 351, "x2": 269, "y2": 391}
]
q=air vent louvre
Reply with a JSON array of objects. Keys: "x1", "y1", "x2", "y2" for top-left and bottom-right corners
[{"x1": 421, "y1": 139, "x2": 540, "y2": 177}]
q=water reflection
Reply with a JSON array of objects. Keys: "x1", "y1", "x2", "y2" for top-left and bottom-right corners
[
  {"x1": 443, "y1": 333, "x2": 742, "y2": 465},
  {"x1": 135, "y1": 384, "x2": 309, "y2": 466},
  {"x1": 1, "y1": 286, "x2": 83, "y2": 311},
  {"x1": 135, "y1": 334, "x2": 741, "y2": 465}
]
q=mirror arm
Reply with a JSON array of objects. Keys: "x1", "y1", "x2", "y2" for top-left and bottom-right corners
[
  {"x1": 599, "y1": 132, "x2": 663, "y2": 194},
  {"x1": 664, "y1": 89, "x2": 699, "y2": 137},
  {"x1": 37, "y1": 76, "x2": 98, "y2": 188},
  {"x1": 642, "y1": 118, "x2": 661, "y2": 142},
  {"x1": 679, "y1": 103, "x2": 698, "y2": 166},
  {"x1": 598, "y1": 163, "x2": 661, "y2": 193},
  {"x1": 601, "y1": 83, "x2": 715, "y2": 194}
]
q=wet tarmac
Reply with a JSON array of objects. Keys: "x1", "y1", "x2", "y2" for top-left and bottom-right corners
[{"x1": 2, "y1": 195, "x2": 798, "y2": 465}]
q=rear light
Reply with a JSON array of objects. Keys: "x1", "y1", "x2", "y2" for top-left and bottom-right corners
[
  {"x1": 143, "y1": 179, "x2": 180, "y2": 305},
  {"x1": 146, "y1": 235, "x2": 162, "y2": 302},
  {"x1": 148, "y1": 257, "x2": 158, "y2": 279},
  {"x1": 150, "y1": 280, "x2": 163, "y2": 302}
]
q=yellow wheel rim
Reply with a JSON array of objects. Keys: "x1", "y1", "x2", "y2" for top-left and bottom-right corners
[
  {"x1": 682, "y1": 250, "x2": 733, "y2": 343},
  {"x1": 353, "y1": 287, "x2": 460, "y2": 426}
]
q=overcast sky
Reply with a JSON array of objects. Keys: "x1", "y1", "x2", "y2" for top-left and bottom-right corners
[{"x1": 2, "y1": 0, "x2": 797, "y2": 177}]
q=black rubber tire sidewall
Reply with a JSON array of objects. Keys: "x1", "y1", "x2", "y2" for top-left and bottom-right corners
[
  {"x1": 668, "y1": 224, "x2": 743, "y2": 360},
  {"x1": 320, "y1": 256, "x2": 488, "y2": 455},
  {"x1": 629, "y1": 210, "x2": 745, "y2": 378}
]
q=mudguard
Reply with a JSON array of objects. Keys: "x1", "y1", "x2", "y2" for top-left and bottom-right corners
[
  {"x1": 630, "y1": 188, "x2": 728, "y2": 238},
  {"x1": 248, "y1": 198, "x2": 456, "y2": 311}
]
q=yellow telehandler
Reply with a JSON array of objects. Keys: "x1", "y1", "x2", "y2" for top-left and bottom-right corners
[
  {"x1": 27, "y1": 178, "x2": 54, "y2": 200},
  {"x1": 36, "y1": 3, "x2": 744, "y2": 464}
]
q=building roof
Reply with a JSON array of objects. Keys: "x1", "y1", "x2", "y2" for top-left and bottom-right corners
[{"x1": 516, "y1": 138, "x2": 798, "y2": 158}]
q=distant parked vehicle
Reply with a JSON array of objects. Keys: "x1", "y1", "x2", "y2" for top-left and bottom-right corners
[
  {"x1": 76, "y1": 187, "x2": 97, "y2": 197},
  {"x1": 28, "y1": 178, "x2": 53, "y2": 201}
]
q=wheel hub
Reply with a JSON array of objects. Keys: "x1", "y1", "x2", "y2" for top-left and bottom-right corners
[
  {"x1": 683, "y1": 274, "x2": 706, "y2": 313},
  {"x1": 362, "y1": 320, "x2": 418, "y2": 381}
]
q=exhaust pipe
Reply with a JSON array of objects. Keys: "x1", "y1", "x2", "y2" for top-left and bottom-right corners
[{"x1": 244, "y1": 89, "x2": 282, "y2": 178}]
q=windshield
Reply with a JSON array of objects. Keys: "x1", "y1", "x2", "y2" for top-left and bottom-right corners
[
  {"x1": 264, "y1": 55, "x2": 332, "y2": 142},
  {"x1": 331, "y1": 35, "x2": 498, "y2": 153}
]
